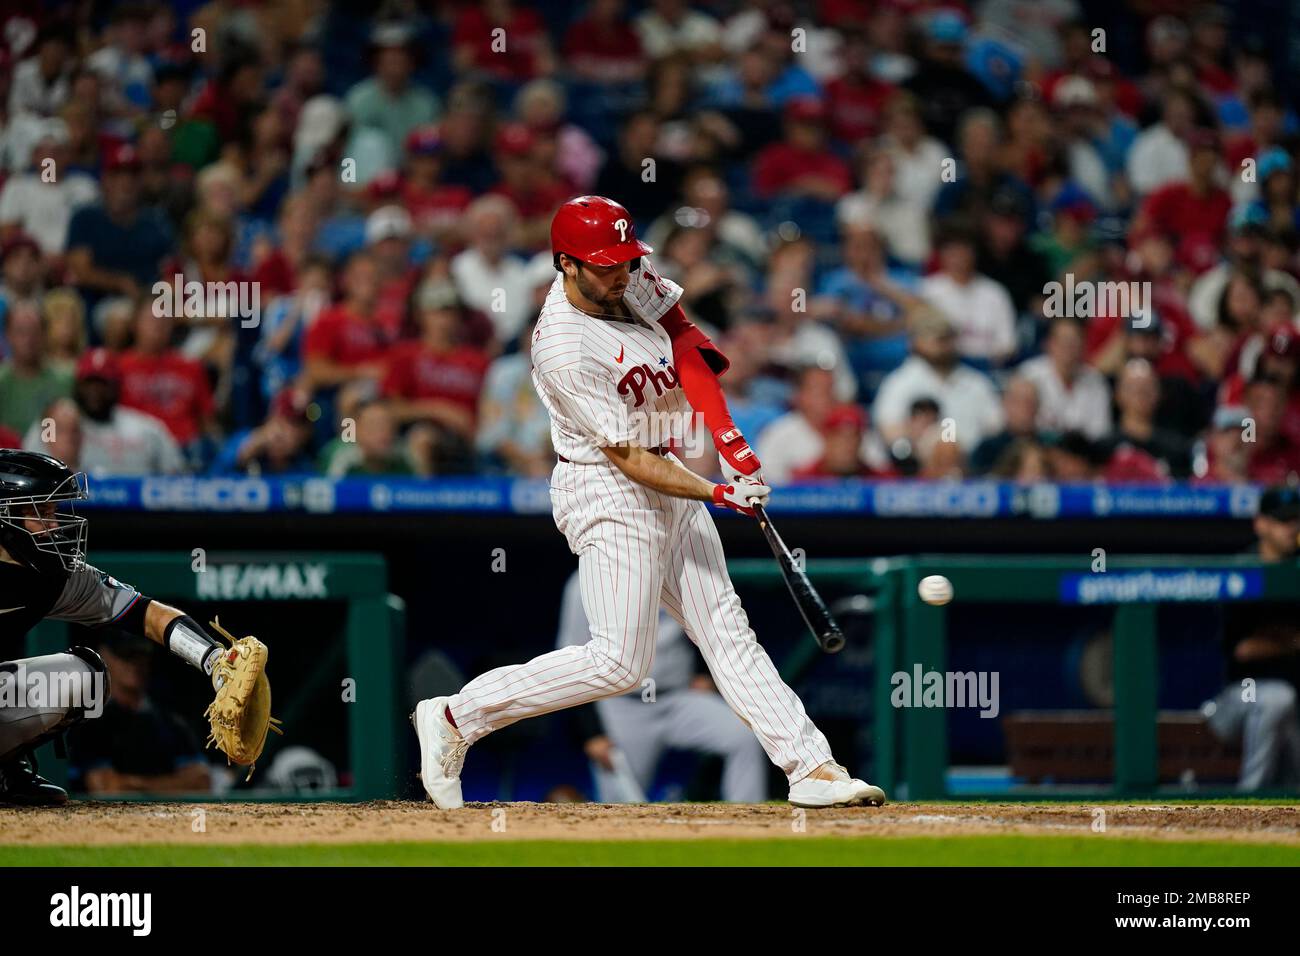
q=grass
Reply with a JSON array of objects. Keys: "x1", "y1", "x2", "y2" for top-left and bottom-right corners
[{"x1": 5, "y1": 834, "x2": 1299, "y2": 867}]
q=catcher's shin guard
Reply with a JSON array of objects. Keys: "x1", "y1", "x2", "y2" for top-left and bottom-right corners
[{"x1": 0, "y1": 648, "x2": 108, "y2": 764}]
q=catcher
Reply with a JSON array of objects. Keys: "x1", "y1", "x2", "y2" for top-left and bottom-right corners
[{"x1": 0, "y1": 449, "x2": 277, "y2": 806}]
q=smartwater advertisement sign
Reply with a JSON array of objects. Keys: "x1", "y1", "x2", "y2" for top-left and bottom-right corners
[{"x1": 1060, "y1": 569, "x2": 1264, "y2": 605}]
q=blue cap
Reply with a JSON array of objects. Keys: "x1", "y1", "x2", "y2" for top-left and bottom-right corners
[
  {"x1": 926, "y1": 10, "x2": 968, "y2": 44},
  {"x1": 1229, "y1": 203, "x2": 1269, "y2": 233},
  {"x1": 1258, "y1": 146, "x2": 1293, "y2": 180}
]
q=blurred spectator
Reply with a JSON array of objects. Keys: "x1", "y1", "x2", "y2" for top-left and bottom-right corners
[
  {"x1": 594, "y1": 111, "x2": 683, "y2": 224},
  {"x1": 565, "y1": 0, "x2": 647, "y2": 85},
  {"x1": 65, "y1": 143, "x2": 174, "y2": 308},
  {"x1": 752, "y1": 97, "x2": 852, "y2": 201},
  {"x1": 453, "y1": 1, "x2": 556, "y2": 84},
  {"x1": 1126, "y1": 87, "x2": 1197, "y2": 196},
  {"x1": 755, "y1": 366, "x2": 845, "y2": 483},
  {"x1": 647, "y1": 166, "x2": 765, "y2": 271},
  {"x1": 250, "y1": 194, "x2": 319, "y2": 298},
  {"x1": 92, "y1": 296, "x2": 137, "y2": 354},
  {"x1": 1188, "y1": 206, "x2": 1300, "y2": 332},
  {"x1": 823, "y1": 28, "x2": 896, "y2": 145},
  {"x1": 1094, "y1": 311, "x2": 1209, "y2": 441},
  {"x1": 346, "y1": 23, "x2": 441, "y2": 159},
  {"x1": 970, "y1": 377, "x2": 1044, "y2": 475},
  {"x1": 7, "y1": 24, "x2": 74, "y2": 121},
  {"x1": 32, "y1": 398, "x2": 82, "y2": 468},
  {"x1": 39, "y1": 288, "x2": 87, "y2": 378},
  {"x1": 1017, "y1": 316, "x2": 1112, "y2": 440},
  {"x1": 118, "y1": 302, "x2": 217, "y2": 452},
  {"x1": 320, "y1": 398, "x2": 416, "y2": 477},
  {"x1": 837, "y1": 148, "x2": 929, "y2": 267},
  {"x1": 212, "y1": 387, "x2": 315, "y2": 476},
  {"x1": 1193, "y1": 405, "x2": 1252, "y2": 484},
  {"x1": 254, "y1": 256, "x2": 332, "y2": 404},
  {"x1": 877, "y1": 92, "x2": 947, "y2": 212},
  {"x1": 933, "y1": 109, "x2": 1033, "y2": 227},
  {"x1": 476, "y1": 318, "x2": 552, "y2": 476},
  {"x1": 394, "y1": 127, "x2": 473, "y2": 245},
  {"x1": 383, "y1": 278, "x2": 489, "y2": 463},
  {"x1": 490, "y1": 123, "x2": 575, "y2": 249},
  {"x1": 0, "y1": 124, "x2": 99, "y2": 256},
  {"x1": 24, "y1": 349, "x2": 184, "y2": 476},
  {"x1": 515, "y1": 80, "x2": 605, "y2": 193},
  {"x1": 0, "y1": 302, "x2": 72, "y2": 435},
  {"x1": 920, "y1": 226, "x2": 1017, "y2": 365},
  {"x1": 714, "y1": 319, "x2": 784, "y2": 440},
  {"x1": 450, "y1": 196, "x2": 537, "y2": 345},
  {"x1": 1132, "y1": 128, "x2": 1230, "y2": 273},
  {"x1": 975, "y1": 186, "x2": 1051, "y2": 318},
  {"x1": 0, "y1": 233, "x2": 46, "y2": 317},
  {"x1": 635, "y1": 0, "x2": 723, "y2": 66},
  {"x1": 301, "y1": 250, "x2": 391, "y2": 395},
  {"x1": 988, "y1": 436, "x2": 1050, "y2": 482},
  {"x1": 365, "y1": 205, "x2": 421, "y2": 337},
  {"x1": 135, "y1": 124, "x2": 193, "y2": 232},
  {"x1": 86, "y1": 4, "x2": 153, "y2": 119},
  {"x1": 655, "y1": 224, "x2": 745, "y2": 330},
  {"x1": 1098, "y1": 359, "x2": 1191, "y2": 479},
  {"x1": 818, "y1": 222, "x2": 920, "y2": 394},
  {"x1": 1043, "y1": 429, "x2": 1101, "y2": 481},
  {"x1": 1242, "y1": 376, "x2": 1300, "y2": 485},
  {"x1": 764, "y1": 239, "x2": 856, "y2": 401},
  {"x1": 434, "y1": 85, "x2": 497, "y2": 194},
  {"x1": 902, "y1": 10, "x2": 992, "y2": 146},
  {"x1": 1219, "y1": 321, "x2": 1300, "y2": 445},
  {"x1": 1051, "y1": 76, "x2": 1120, "y2": 212},
  {"x1": 792, "y1": 404, "x2": 886, "y2": 479},
  {"x1": 872, "y1": 308, "x2": 1003, "y2": 452},
  {"x1": 68, "y1": 633, "x2": 211, "y2": 796}
]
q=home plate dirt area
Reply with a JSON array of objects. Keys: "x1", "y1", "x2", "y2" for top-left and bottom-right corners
[{"x1": 1, "y1": 801, "x2": 1297, "y2": 848}]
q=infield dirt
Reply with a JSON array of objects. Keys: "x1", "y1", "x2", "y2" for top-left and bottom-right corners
[{"x1": 1, "y1": 801, "x2": 1297, "y2": 847}]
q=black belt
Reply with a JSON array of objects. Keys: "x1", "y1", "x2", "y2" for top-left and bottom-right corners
[{"x1": 557, "y1": 446, "x2": 670, "y2": 464}]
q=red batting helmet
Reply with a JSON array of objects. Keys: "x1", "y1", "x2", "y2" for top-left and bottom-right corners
[{"x1": 550, "y1": 196, "x2": 652, "y2": 267}]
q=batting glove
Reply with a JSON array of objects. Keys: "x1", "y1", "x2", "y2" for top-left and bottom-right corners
[
  {"x1": 713, "y1": 478, "x2": 772, "y2": 517},
  {"x1": 622, "y1": 255, "x2": 684, "y2": 322},
  {"x1": 714, "y1": 425, "x2": 762, "y2": 481}
]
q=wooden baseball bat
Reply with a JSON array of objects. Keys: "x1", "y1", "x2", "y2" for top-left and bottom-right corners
[{"x1": 752, "y1": 502, "x2": 845, "y2": 654}]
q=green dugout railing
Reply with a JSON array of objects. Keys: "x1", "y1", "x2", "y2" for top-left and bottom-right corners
[
  {"x1": 23, "y1": 552, "x2": 405, "y2": 801},
  {"x1": 731, "y1": 554, "x2": 1300, "y2": 800}
]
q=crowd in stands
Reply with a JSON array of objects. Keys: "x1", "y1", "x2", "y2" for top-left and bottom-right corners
[{"x1": 1, "y1": 1, "x2": 1299, "y2": 487}]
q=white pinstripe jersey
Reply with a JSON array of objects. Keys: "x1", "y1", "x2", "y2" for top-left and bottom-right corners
[{"x1": 531, "y1": 275, "x2": 694, "y2": 465}]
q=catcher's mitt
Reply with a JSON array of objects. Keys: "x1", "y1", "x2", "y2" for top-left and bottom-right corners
[{"x1": 203, "y1": 618, "x2": 282, "y2": 780}]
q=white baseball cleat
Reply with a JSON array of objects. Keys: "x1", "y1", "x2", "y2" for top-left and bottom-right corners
[
  {"x1": 411, "y1": 696, "x2": 469, "y2": 809},
  {"x1": 788, "y1": 762, "x2": 887, "y2": 808}
]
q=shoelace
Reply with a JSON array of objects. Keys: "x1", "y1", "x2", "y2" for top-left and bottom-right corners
[{"x1": 441, "y1": 734, "x2": 470, "y2": 778}]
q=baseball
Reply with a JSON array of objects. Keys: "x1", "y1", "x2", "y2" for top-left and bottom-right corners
[{"x1": 918, "y1": 575, "x2": 954, "y2": 606}]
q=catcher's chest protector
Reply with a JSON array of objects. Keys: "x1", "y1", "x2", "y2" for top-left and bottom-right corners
[{"x1": 0, "y1": 562, "x2": 66, "y2": 652}]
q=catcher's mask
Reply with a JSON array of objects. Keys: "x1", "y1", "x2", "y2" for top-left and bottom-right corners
[{"x1": 0, "y1": 450, "x2": 89, "y2": 576}]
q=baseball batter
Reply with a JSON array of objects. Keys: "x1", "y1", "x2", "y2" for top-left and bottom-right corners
[{"x1": 413, "y1": 196, "x2": 885, "y2": 809}]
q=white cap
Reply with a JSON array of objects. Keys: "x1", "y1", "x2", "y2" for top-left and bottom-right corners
[{"x1": 366, "y1": 204, "x2": 413, "y2": 244}]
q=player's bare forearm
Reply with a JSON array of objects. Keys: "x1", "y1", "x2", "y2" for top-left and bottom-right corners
[
  {"x1": 142, "y1": 600, "x2": 186, "y2": 647},
  {"x1": 601, "y1": 444, "x2": 716, "y2": 501}
]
